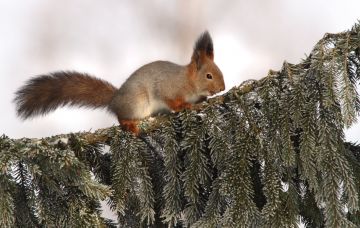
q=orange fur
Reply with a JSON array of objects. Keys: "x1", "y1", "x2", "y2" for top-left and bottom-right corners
[
  {"x1": 119, "y1": 119, "x2": 140, "y2": 135},
  {"x1": 186, "y1": 62, "x2": 197, "y2": 79},
  {"x1": 165, "y1": 97, "x2": 192, "y2": 112}
]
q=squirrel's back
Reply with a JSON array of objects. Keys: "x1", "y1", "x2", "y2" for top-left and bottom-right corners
[{"x1": 117, "y1": 61, "x2": 188, "y2": 97}]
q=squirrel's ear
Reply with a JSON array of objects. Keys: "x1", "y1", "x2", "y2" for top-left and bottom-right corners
[{"x1": 191, "y1": 31, "x2": 214, "y2": 69}]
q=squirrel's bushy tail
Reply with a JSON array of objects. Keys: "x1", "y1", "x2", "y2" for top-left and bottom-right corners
[{"x1": 14, "y1": 71, "x2": 117, "y2": 119}]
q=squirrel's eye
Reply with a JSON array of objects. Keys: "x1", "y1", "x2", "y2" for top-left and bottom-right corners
[{"x1": 206, "y1": 73, "x2": 213, "y2": 79}]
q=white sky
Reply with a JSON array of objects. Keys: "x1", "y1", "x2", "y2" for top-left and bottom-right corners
[{"x1": 0, "y1": 0, "x2": 359, "y2": 142}]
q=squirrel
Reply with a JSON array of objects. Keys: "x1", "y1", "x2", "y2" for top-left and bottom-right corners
[{"x1": 14, "y1": 31, "x2": 225, "y2": 135}]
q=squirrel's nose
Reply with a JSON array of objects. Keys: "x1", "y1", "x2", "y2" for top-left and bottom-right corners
[{"x1": 220, "y1": 83, "x2": 225, "y2": 92}]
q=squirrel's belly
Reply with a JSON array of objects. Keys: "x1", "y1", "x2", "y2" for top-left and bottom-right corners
[{"x1": 148, "y1": 99, "x2": 171, "y2": 116}]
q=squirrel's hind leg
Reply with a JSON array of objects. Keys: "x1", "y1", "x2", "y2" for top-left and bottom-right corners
[{"x1": 119, "y1": 119, "x2": 140, "y2": 136}]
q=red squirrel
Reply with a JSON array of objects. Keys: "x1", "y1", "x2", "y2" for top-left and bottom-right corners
[{"x1": 14, "y1": 31, "x2": 225, "y2": 135}]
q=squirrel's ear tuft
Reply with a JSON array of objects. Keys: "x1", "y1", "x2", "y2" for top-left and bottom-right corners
[
  {"x1": 191, "y1": 31, "x2": 214, "y2": 69},
  {"x1": 193, "y1": 31, "x2": 214, "y2": 60}
]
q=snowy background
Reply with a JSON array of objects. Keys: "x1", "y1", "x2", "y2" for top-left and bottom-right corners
[{"x1": 0, "y1": 0, "x2": 359, "y2": 142}]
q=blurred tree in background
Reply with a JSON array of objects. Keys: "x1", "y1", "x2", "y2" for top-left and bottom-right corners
[{"x1": 1, "y1": 22, "x2": 360, "y2": 228}]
